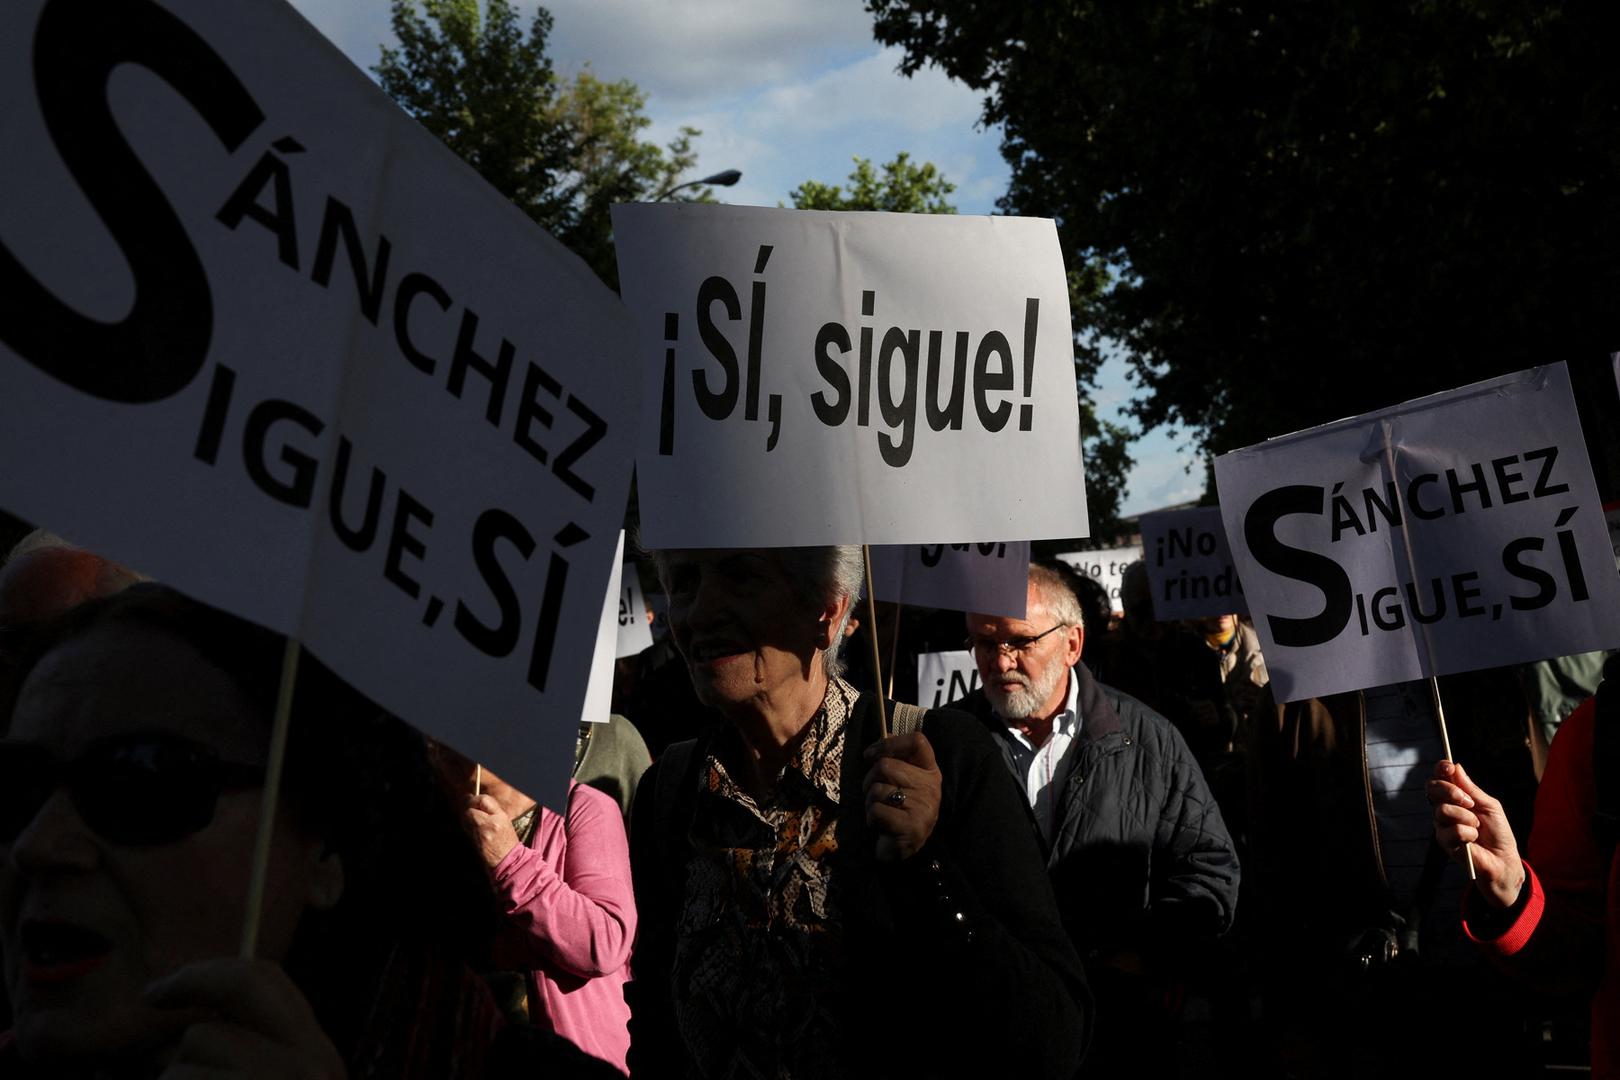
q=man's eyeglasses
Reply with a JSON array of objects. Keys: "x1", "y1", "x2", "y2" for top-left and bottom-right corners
[
  {"x1": 964, "y1": 624, "x2": 1066, "y2": 659},
  {"x1": 0, "y1": 734, "x2": 265, "y2": 846}
]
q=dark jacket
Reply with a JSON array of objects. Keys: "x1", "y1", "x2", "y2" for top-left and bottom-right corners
[
  {"x1": 953, "y1": 662, "x2": 1241, "y2": 965},
  {"x1": 626, "y1": 692, "x2": 1093, "y2": 1079},
  {"x1": 1253, "y1": 667, "x2": 1537, "y2": 959}
]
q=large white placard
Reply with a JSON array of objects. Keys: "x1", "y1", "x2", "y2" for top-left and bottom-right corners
[
  {"x1": 1215, "y1": 364, "x2": 1620, "y2": 703},
  {"x1": 0, "y1": 0, "x2": 636, "y2": 806},
  {"x1": 612, "y1": 204, "x2": 1089, "y2": 547},
  {"x1": 870, "y1": 541, "x2": 1030, "y2": 617},
  {"x1": 1054, "y1": 547, "x2": 1141, "y2": 614},
  {"x1": 1140, "y1": 507, "x2": 1248, "y2": 619},
  {"x1": 916, "y1": 650, "x2": 982, "y2": 709},
  {"x1": 616, "y1": 561, "x2": 654, "y2": 659}
]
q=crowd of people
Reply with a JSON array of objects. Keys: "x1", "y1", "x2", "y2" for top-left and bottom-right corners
[{"x1": 0, "y1": 522, "x2": 1614, "y2": 1078}]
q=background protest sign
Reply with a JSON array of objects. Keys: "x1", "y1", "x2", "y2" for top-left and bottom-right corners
[
  {"x1": 616, "y1": 560, "x2": 655, "y2": 659},
  {"x1": 581, "y1": 534, "x2": 630, "y2": 725},
  {"x1": 1607, "y1": 502, "x2": 1620, "y2": 570},
  {"x1": 1054, "y1": 547, "x2": 1140, "y2": 615},
  {"x1": 916, "y1": 650, "x2": 982, "y2": 709},
  {"x1": 612, "y1": 204, "x2": 1089, "y2": 547},
  {"x1": 1140, "y1": 507, "x2": 1248, "y2": 619},
  {"x1": 0, "y1": 0, "x2": 635, "y2": 806},
  {"x1": 870, "y1": 541, "x2": 1030, "y2": 616},
  {"x1": 1215, "y1": 363, "x2": 1620, "y2": 703}
]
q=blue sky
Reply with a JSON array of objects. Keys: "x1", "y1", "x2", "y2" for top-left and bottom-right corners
[{"x1": 286, "y1": 0, "x2": 1203, "y2": 519}]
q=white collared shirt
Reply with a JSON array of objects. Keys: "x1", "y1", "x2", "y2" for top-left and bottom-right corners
[{"x1": 1000, "y1": 670, "x2": 1082, "y2": 846}]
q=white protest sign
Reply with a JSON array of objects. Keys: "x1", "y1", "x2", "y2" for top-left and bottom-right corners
[
  {"x1": 916, "y1": 650, "x2": 982, "y2": 709},
  {"x1": 1215, "y1": 364, "x2": 1620, "y2": 704},
  {"x1": 1140, "y1": 507, "x2": 1248, "y2": 619},
  {"x1": 1605, "y1": 502, "x2": 1620, "y2": 571},
  {"x1": 0, "y1": 0, "x2": 635, "y2": 807},
  {"x1": 1054, "y1": 547, "x2": 1140, "y2": 614},
  {"x1": 581, "y1": 534, "x2": 629, "y2": 725},
  {"x1": 870, "y1": 541, "x2": 1030, "y2": 616},
  {"x1": 616, "y1": 561, "x2": 654, "y2": 658},
  {"x1": 612, "y1": 204, "x2": 1089, "y2": 546}
]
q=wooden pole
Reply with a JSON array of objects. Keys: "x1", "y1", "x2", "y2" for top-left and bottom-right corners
[
  {"x1": 240, "y1": 637, "x2": 301, "y2": 959},
  {"x1": 1429, "y1": 675, "x2": 1477, "y2": 881},
  {"x1": 1378, "y1": 430, "x2": 1478, "y2": 883},
  {"x1": 884, "y1": 600, "x2": 903, "y2": 701},
  {"x1": 475, "y1": 763, "x2": 482, "y2": 798},
  {"x1": 861, "y1": 545, "x2": 890, "y2": 738}
]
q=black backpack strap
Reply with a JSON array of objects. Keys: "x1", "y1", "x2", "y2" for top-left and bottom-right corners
[{"x1": 1593, "y1": 653, "x2": 1620, "y2": 849}]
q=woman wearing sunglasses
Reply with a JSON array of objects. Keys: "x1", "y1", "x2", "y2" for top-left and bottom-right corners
[{"x1": 0, "y1": 584, "x2": 618, "y2": 1078}]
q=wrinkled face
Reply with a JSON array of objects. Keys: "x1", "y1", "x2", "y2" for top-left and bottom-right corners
[
  {"x1": 0, "y1": 622, "x2": 339, "y2": 1067},
  {"x1": 966, "y1": 584, "x2": 1083, "y2": 722},
  {"x1": 660, "y1": 549, "x2": 837, "y2": 713}
]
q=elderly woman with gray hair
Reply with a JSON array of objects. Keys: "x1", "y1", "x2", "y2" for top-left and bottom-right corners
[{"x1": 625, "y1": 546, "x2": 1092, "y2": 1079}]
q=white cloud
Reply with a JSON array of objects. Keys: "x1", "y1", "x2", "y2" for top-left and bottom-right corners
[{"x1": 544, "y1": 0, "x2": 875, "y2": 109}]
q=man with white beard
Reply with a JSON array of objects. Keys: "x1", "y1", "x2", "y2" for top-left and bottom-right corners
[{"x1": 952, "y1": 563, "x2": 1239, "y2": 1078}]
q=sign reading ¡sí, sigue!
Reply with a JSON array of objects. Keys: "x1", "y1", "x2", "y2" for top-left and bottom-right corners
[{"x1": 613, "y1": 204, "x2": 1090, "y2": 547}]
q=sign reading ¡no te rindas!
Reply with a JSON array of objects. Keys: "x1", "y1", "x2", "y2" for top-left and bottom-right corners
[
  {"x1": 1215, "y1": 363, "x2": 1620, "y2": 704},
  {"x1": 611, "y1": 204, "x2": 1090, "y2": 547},
  {"x1": 0, "y1": 0, "x2": 636, "y2": 806},
  {"x1": 917, "y1": 650, "x2": 983, "y2": 710},
  {"x1": 1140, "y1": 506, "x2": 1248, "y2": 620},
  {"x1": 1053, "y1": 547, "x2": 1139, "y2": 614}
]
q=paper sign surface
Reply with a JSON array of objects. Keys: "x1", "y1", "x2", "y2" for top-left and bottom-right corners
[
  {"x1": 613, "y1": 204, "x2": 1089, "y2": 546},
  {"x1": 1140, "y1": 507, "x2": 1248, "y2": 619},
  {"x1": 1053, "y1": 547, "x2": 1141, "y2": 615},
  {"x1": 870, "y1": 541, "x2": 1029, "y2": 616},
  {"x1": 0, "y1": 0, "x2": 635, "y2": 807},
  {"x1": 916, "y1": 650, "x2": 982, "y2": 709},
  {"x1": 1215, "y1": 364, "x2": 1620, "y2": 703},
  {"x1": 616, "y1": 562, "x2": 654, "y2": 659},
  {"x1": 580, "y1": 534, "x2": 629, "y2": 725}
]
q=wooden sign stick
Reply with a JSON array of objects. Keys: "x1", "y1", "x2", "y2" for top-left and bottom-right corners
[
  {"x1": 862, "y1": 545, "x2": 890, "y2": 738},
  {"x1": 240, "y1": 637, "x2": 302, "y2": 959},
  {"x1": 1429, "y1": 675, "x2": 1478, "y2": 881},
  {"x1": 885, "y1": 600, "x2": 903, "y2": 701}
]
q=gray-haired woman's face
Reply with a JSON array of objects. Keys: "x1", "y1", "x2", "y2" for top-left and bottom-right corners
[{"x1": 660, "y1": 549, "x2": 827, "y2": 711}]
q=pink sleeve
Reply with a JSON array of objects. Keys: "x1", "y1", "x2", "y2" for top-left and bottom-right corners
[{"x1": 490, "y1": 782, "x2": 637, "y2": 979}]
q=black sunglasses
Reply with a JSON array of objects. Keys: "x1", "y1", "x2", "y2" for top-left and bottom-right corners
[{"x1": 0, "y1": 733, "x2": 265, "y2": 846}]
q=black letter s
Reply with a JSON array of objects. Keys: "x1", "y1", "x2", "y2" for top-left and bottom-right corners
[
  {"x1": 0, "y1": 0, "x2": 264, "y2": 402},
  {"x1": 455, "y1": 510, "x2": 537, "y2": 658},
  {"x1": 1244, "y1": 485, "x2": 1353, "y2": 648}
]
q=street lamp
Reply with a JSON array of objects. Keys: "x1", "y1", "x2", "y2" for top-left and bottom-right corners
[{"x1": 654, "y1": 169, "x2": 742, "y2": 202}]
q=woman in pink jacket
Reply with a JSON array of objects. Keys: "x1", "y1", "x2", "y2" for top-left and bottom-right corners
[{"x1": 433, "y1": 746, "x2": 636, "y2": 1074}]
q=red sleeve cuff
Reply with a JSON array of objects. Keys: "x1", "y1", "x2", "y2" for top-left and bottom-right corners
[{"x1": 1461, "y1": 862, "x2": 1544, "y2": 956}]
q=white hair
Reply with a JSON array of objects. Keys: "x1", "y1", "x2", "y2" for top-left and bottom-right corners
[
  {"x1": 1029, "y1": 564, "x2": 1084, "y2": 629},
  {"x1": 644, "y1": 544, "x2": 865, "y2": 678}
]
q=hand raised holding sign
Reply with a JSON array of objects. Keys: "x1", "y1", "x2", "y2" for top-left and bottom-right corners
[
  {"x1": 862, "y1": 731, "x2": 942, "y2": 862},
  {"x1": 1426, "y1": 761, "x2": 1523, "y2": 908}
]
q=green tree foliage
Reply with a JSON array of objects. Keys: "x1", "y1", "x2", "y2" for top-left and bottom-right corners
[
  {"x1": 376, "y1": 0, "x2": 707, "y2": 285},
  {"x1": 788, "y1": 153, "x2": 957, "y2": 213},
  {"x1": 868, "y1": 1, "x2": 1620, "y2": 489}
]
